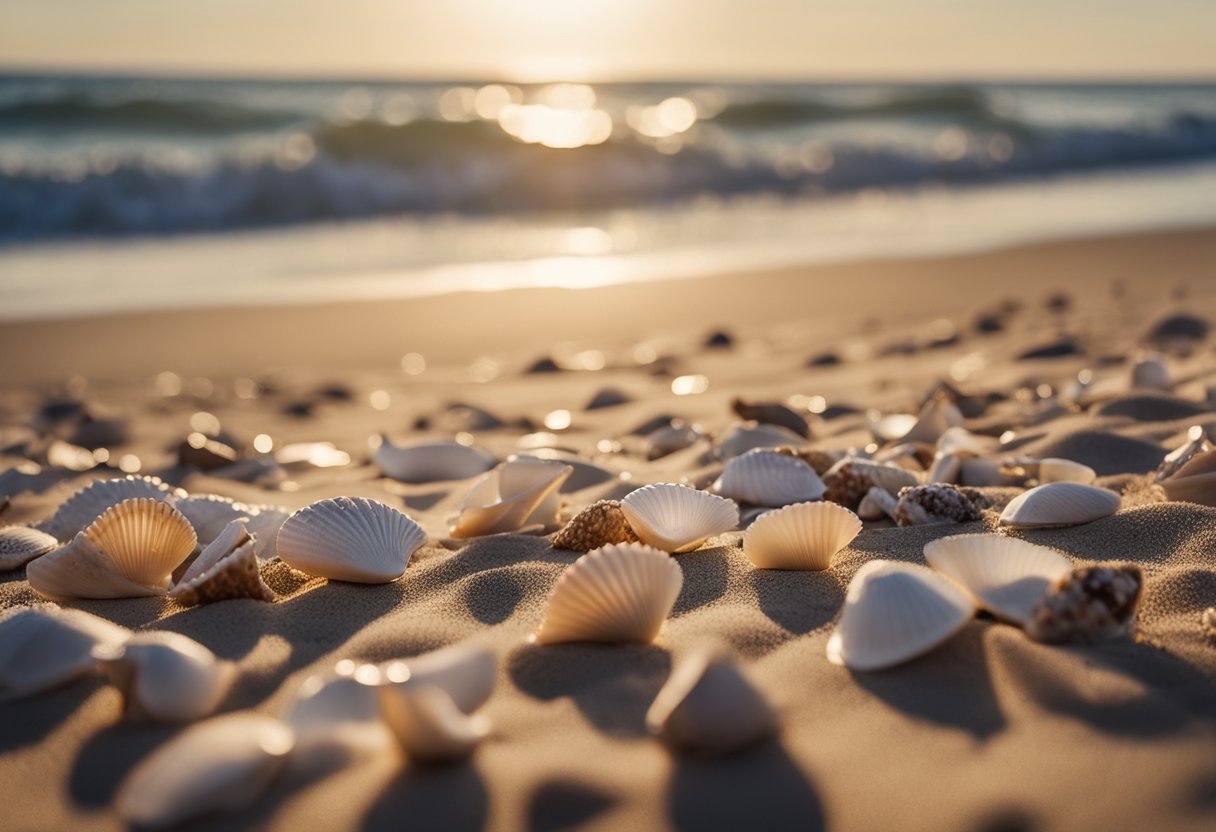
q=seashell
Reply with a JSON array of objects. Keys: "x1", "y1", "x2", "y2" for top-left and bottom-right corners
[
  {"x1": 894, "y1": 484, "x2": 989, "y2": 526},
  {"x1": 771, "y1": 445, "x2": 842, "y2": 477},
  {"x1": 923, "y1": 534, "x2": 1072, "y2": 625},
  {"x1": 277, "y1": 496, "x2": 426, "y2": 583},
  {"x1": 646, "y1": 644, "x2": 777, "y2": 755},
  {"x1": 926, "y1": 453, "x2": 963, "y2": 485},
  {"x1": 619, "y1": 483, "x2": 739, "y2": 553},
  {"x1": 376, "y1": 646, "x2": 497, "y2": 715},
  {"x1": 1158, "y1": 445, "x2": 1216, "y2": 507},
  {"x1": 1025, "y1": 565, "x2": 1143, "y2": 643},
  {"x1": 869, "y1": 412, "x2": 918, "y2": 444},
  {"x1": 28, "y1": 533, "x2": 167, "y2": 600},
  {"x1": 743, "y1": 501, "x2": 861, "y2": 571},
  {"x1": 1130, "y1": 353, "x2": 1171, "y2": 391},
  {"x1": 1155, "y1": 425, "x2": 1211, "y2": 482},
  {"x1": 285, "y1": 660, "x2": 381, "y2": 742},
  {"x1": 375, "y1": 436, "x2": 495, "y2": 484},
  {"x1": 534, "y1": 542, "x2": 683, "y2": 645},
  {"x1": 376, "y1": 683, "x2": 489, "y2": 764},
  {"x1": 173, "y1": 494, "x2": 253, "y2": 544},
  {"x1": 94, "y1": 631, "x2": 230, "y2": 722},
  {"x1": 826, "y1": 560, "x2": 975, "y2": 671},
  {"x1": 1038, "y1": 458, "x2": 1097, "y2": 485},
  {"x1": 730, "y1": 398, "x2": 809, "y2": 438},
  {"x1": 0, "y1": 605, "x2": 130, "y2": 698},
  {"x1": 0, "y1": 525, "x2": 59, "y2": 571},
  {"x1": 714, "y1": 422, "x2": 805, "y2": 460},
  {"x1": 712, "y1": 449, "x2": 825, "y2": 507},
  {"x1": 449, "y1": 458, "x2": 572, "y2": 539},
  {"x1": 116, "y1": 712, "x2": 295, "y2": 830},
  {"x1": 936, "y1": 426, "x2": 997, "y2": 457},
  {"x1": 875, "y1": 442, "x2": 935, "y2": 472},
  {"x1": 552, "y1": 500, "x2": 638, "y2": 552},
  {"x1": 646, "y1": 421, "x2": 704, "y2": 460},
  {"x1": 169, "y1": 520, "x2": 275, "y2": 606},
  {"x1": 871, "y1": 394, "x2": 964, "y2": 446},
  {"x1": 999, "y1": 482, "x2": 1121, "y2": 529},
  {"x1": 83, "y1": 498, "x2": 198, "y2": 586},
  {"x1": 242, "y1": 504, "x2": 290, "y2": 561},
  {"x1": 44, "y1": 474, "x2": 184, "y2": 541},
  {"x1": 857, "y1": 487, "x2": 897, "y2": 521},
  {"x1": 823, "y1": 459, "x2": 919, "y2": 509}
]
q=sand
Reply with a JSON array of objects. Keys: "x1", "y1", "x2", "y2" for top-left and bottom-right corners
[{"x1": 2, "y1": 227, "x2": 1216, "y2": 831}]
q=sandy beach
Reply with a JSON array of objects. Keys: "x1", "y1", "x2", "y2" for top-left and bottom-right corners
[{"x1": 3, "y1": 226, "x2": 1216, "y2": 831}]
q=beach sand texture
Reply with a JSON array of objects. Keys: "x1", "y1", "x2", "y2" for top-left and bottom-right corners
[{"x1": 2, "y1": 229, "x2": 1216, "y2": 831}]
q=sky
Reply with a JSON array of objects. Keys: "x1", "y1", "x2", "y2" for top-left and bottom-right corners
[{"x1": 1, "y1": 0, "x2": 1214, "y2": 81}]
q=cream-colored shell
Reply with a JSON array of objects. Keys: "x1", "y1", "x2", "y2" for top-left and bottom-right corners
[
  {"x1": 448, "y1": 458, "x2": 572, "y2": 538},
  {"x1": 999, "y1": 482, "x2": 1121, "y2": 529},
  {"x1": 0, "y1": 526, "x2": 59, "y2": 571},
  {"x1": 376, "y1": 684, "x2": 489, "y2": 764},
  {"x1": 375, "y1": 436, "x2": 495, "y2": 483},
  {"x1": 83, "y1": 498, "x2": 197, "y2": 586},
  {"x1": 0, "y1": 605, "x2": 130, "y2": 698},
  {"x1": 28, "y1": 534, "x2": 173, "y2": 601},
  {"x1": 712, "y1": 449, "x2": 825, "y2": 507},
  {"x1": 924, "y1": 534, "x2": 1072, "y2": 625},
  {"x1": 93, "y1": 631, "x2": 230, "y2": 723},
  {"x1": 242, "y1": 505, "x2": 290, "y2": 561},
  {"x1": 857, "y1": 487, "x2": 898, "y2": 521},
  {"x1": 1038, "y1": 458, "x2": 1097, "y2": 485},
  {"x1": 827, "y1": 560, "x2": 975, "y2": 671},
  {"x1": 620, "y1": 484, "x2": 739, "y2": 553},
  {"x1": 714, "y1": 422, "x2": 805, "y2": 460},
  {"x1": 277, "y1": 496, "x2": 427, "y2": 583},
  {"x1": 376, "y1": 646, "x2": 497, "y2": 715},
  {"x1": 936, "y1": 427, "x2": 997, "y2": 457},
  {"x1": 743, "y1": 502, "x2": 862, "y2": 571},
  {"x1": 45, "y1": 474, "x2": 183, "y2": 541},
  {"x1": 534, "y1": 542, "x2": 683, "y2": 645},
  {"x1": 173, "y1": 494, "x2": 253, "y2": 544},
  {"x1": 1158, "y1": 445, "x2": 1216, "y2": 507}
]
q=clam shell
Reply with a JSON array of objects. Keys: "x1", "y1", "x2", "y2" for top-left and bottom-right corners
[
  {"x1": 0, "y1": 525, "x2": 59, "y2": 571},
  {"x1": 44, "y1": 474, "x2": 184, "y2": 541},
  {"x1": 375, "y1": 436, "x2": 495, "y2": 484},
  {"x1": 534, "y1": 542, "x2": 683, "y2": 645},
  {"x1": 376, "y1": 684, "x2": 489, "y2": 764},
  {"x1": 620, "y1": 483, "x2": 739, "y2": 553},
  {"x1": 998, "y1": 482, "x2": 1121, "y2": 529},
  {"x1": 552, "y1": 500, "x2": 639, "y2": 552},
  {"x1": 1038, "y1": 458, "x2": 1097, "y2": 485},
  {"x1": 377, "y1": 646, "x2": 497, "y2": 715},
  {"x1": 93, "y1": 631, "x2": 230, "y2": 723},
  {"x1": 743, "y1": 502, "x2": 861, "y2": 571},
  {"x1": 0, "y1": 605, "x2": 130, "y2": 698},
  {"x1": 449, "y1": 458, "x2": 573, "y2": 539},
  {"x1": 83, "y1": 498, "x2": 197, "y2": 587},
  {"x1": 28, "y1": 533, "x2": 168, "y2": 600},
  {"x1": 712, "y1": 449, "x2": 826, "y2": 507},
  {"x1": 169, "y1": 520, "x2": 275, "y2": 606},
  {"x1": 924, "y1": 534, "x2": 1072, "y2": 625},
  {"x1": 714, "y1": 422, "x2": 805, "y2": 460},
  {"x1": 116, "y1": 712, "x2": 295, "y2": 830},
  {"x1": 277, "y1": 496, "x2": 426, "y2": 583},
  {"x1": 826, "y1": 560, "x2": 975, "y2": 671}
]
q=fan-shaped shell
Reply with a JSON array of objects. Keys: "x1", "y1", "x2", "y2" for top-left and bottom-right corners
[
  {"x1": 1038, "y1": 458, "x2": 1097, "y2": 485},
  {"x1": 999, "y1": 482, "x2": 1121, "y2": 529},
  {"x1": 715, "y1": 422, "x2": 805, "y2": 460},
  {"x1": 116, "y1": 712, "x2": 295, "y2": 830},
  {"x1": 449, "y1": 458, "x2": 573, "y2": 539},
  {"x1": 743, "y1": 502, "x2": 861, "y2": 571},
  {"x1": 620, "y1": 484, "x2": 739, "y2": 553},
  {"x1": 170, "y1": 520, "x2": 275, "y2": 606},
  {"x1": 83, "y1": 498, "x2": 197, "y2": 587},
  {"x1": 27, "y1": 533, "x2": 167, "y2": 600},
  {"x1": 376, "y1": 684, "x2": 489, "y2": 764},
  {"x1": 376, "y1": 646, "x2": 497, "y2": 715},
  {"x1": 243, "y1": 505, "x2": 290, "y2": 561},
  {"x1": 826, "y1": 560, "x2": 975, "y2": 671},
  {"x1": 0, "y1": 526, "x2": 59, "y2": 571},
  {"x1": 173, "y1": 494, "x2": 253, "y2": 544},
  {"x1": 277, "y1": 497, "x2": 426, "y2": 583},
  {"x1": 712, "y1": 449, "x2": 826, "y2": 507},
  {"x1": 375, "y1": 436, "x2": 495, "y2": 483},
  {"x1": 0, "y1": 605, "x2": 130, "y2": 698},
  {"x1": 45, "y1": 474, "x2": 184, "y2": 541},
  {"x1": 93, "y1": 631, "x2": 230, "y2": 723},
  {"x1": 924, "y1": 534, "x2": 1072, "y2": 625},
  {"x1": 534, "y1": 542, "x2": 683, "y2": 645}
]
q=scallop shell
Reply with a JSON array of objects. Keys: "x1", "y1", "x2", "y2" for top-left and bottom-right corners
[
  {"x1": 376, "y1": 646, "x2": 497, "y2": 715},
  {"x1": 0, "y1": 525, "x2": 59, "y2": 571},
  {"x1": 44, "y1": 474, "x2": 184, "y2": 541},
  {"x1": 998, "y1": 482, "x2": 1121, "y2": 529},
  {"x1": 375, "y1": 436, "x2": 495, "y2": 483},
  {"x1": 552, "y1": 500, "x2": 639, "y2": 552},
  {"x1": 93, "y1": 631, "x2": 230, "y2": 723},
  {"x1": 534, "y1": 542, "x2": 683, "y2": 645},
  {"x1": 823, "y1": 459, "x2": 920, "y2": 509},
  {"x1": 173, "y1": 494, "x2": 253, "y2": 544},
  {"x1": 448, "y1": 458, "x2": 573, "y2": 539},
  {"x1": 116, "y1": 712, "x2": 295, "y2": 830},
  {"x1": 243, "y1": 505, "x2": 290, "y2": 561},
  {"x1": 923, "y1": 534, "x2": 1072, "y2": 625},
  {"x1": 743, "y1": 502, "x2": 861, "y2": 571},
  {"x1": 83, "y1": 498, "x2": 197, "y2": 587},
  {"x1": 646, "y1": 644, "x2": 777, "y2": 755},
  {"x1": 1158, "y1": 445, "x2": 1216, "y2": 507},
  {"x1": 619, "y1": 483, "x2": 739, "y2": 553},
  {"x1": 376, "y1": 684, "x2": 489, "y2": 764},
  {"x1": 894, "y1": 484, "x2": 988, "y2": 526},
  {"x1": 27, "y1": 520, "x2": 190, "y2": 601},
  {"x1": 714, "y1": 422, "x2": 805, "y2": 460},
  {"x1": 712, "y1": 449, "x2": 826, "y2": 507},
  {"x1": 826, "y1": 560, "x2": 975, "y2": 671},
  {"x1": 0, "y1": 605, "x2": 130, "y2": 698},
  {"x1": 277, "y1": 496, "x2": 426, "y2": 583},
  {"x1": 169, "y1": 520, "x2": 275, "y2": 606},
  {"x1": 1025, "y1": 565, "x2": 1143, "y2": 643},
  {"x1": 1038, "y1": 458, "x2": 1097, "y2": 485}
]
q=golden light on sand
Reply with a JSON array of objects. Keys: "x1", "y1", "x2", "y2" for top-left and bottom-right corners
[
  {"x1": 544, "y1": 409, "x2": 573, "y2": 430},
  {"x1": 671, "y1": 374, "x2": 709, "y2": 396},
  {"x1": 369, "y1": 390, "x2": 391, "y2": 411},
  {"x1": 400, "y1": 353, "x2": 426, "y2": 375},
  {"x1": 562, "y1": 227, "x2": 614, "y2": 256},
  {"x1": 253, "y1": 433, "x2": 274, "y2": 453}
]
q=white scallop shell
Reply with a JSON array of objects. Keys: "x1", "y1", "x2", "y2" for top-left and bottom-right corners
[
  {"x1": 376, "y1": 646, "x2": 497, "y2": 715},
  {"x1": 277, "y1": 496, "x2": 426, "y2": 583},
  {"x1": 826, "y1": 560, "x2": 975, "y2": 671},
  {"x1": 173, "y1": 494, "x2": 253, "y2": 544},
  {"x1": 0, "y1": 526, "x2": 59, "y2": 571},
  {"x1": 376, "y1": 684, "x2": 489, "y2": 764},
  {"x1": 0, "y1": 605, "x2": 130, "y2": 698},
  {"x1": 28, "y1": 533, "x2": 168, "y2": 600},
  {"x1": 242, "y1": 505, "x2": 290, "y2": 561},
  {"x1": 712, "y1": 449, "x2": 825, "y2": 507},
  {"x1": 169, "y1": 520, "x2": 275, "y2": 605},
  {"x1": 714, "y1": 422, "x2": 805, "y2": 460},
  {"x1": 534, "y1": 542, "x2": 683, "y2": 645},
  {"x1": 375, "y1": 436, "x2": 496, "y2": 483},
  {"x1": 998, "y1": 482, "x2": 1121, "y2": 529},
  {"x1": 44, "y1": 474, "x2": 184, "y2": 541},
  {"x1": 620, "y1": 483, "x2": 739, "y2": 553},
  {"x1": 93, "y1": 631, "x2": 230, "y2": 723},
  {"x1": 83, "y1": 498, "x2": 198, "y2": 587},
  {"x1": 448, "y1": 458, "x2": 573, "y2": 538},
  {"x1": 924, "y1": 534, "x2": 1073, "y2": 625},
  {"x1": 646, "y1": 644, "x2": 777, "y2": 755},
  {"x1": 743, "y1": 502, "x2": 862, "y2": 571},
  {"x1": 116, "y1": 712, "x2": 295, "y2": 830},
  {"x1": 1038, "y1": 458, "x2": 1097, "y2": 485}
]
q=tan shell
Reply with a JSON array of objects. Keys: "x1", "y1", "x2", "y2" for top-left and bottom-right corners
[
  {"x1": 894, "y1": 484, "x2": 989, "y2": 526},
  {"x1": 743, "y1": 501, "x2": 862, "y2": 571},
  {"x1": 924, "y1": 534, "x2": 1072, "y2": 625},
  {"x1": 28, "y1": 533, "x2": 170, "y2": 600},
  {"x1": 619, "y1": 483, "x2": 739, "y2": 553},
  {"x1": 277, "y1": 497, "x2": 427, "y2": 583},
  {"x1": 45, "y1": 475, "x2": 184, "y2": 541},
  {"x1": 1158, "y1": 445, "x2": 1216, "y2": 507},
  {"x1": 376, "y1": 684, "x2": 489, "y2": 764},
  {"x1": 448, "y1": 458, "x2": 572, "y2": 538},
  {"x1": 1025, "y1": 565, "x2": 1143, "y2": 643},
  {"x1": 0, "y1": 526, "x2": 59, "y2": 571},
  {"x1": 0, "y1": 605, "x2": 130, "y2": 698},
  {"x1": 552, "y1": 500, "x2": 638, "y2": 552},
  {"x1": 999, "y1": 482, "x2": 1121, "y2": 529},
  {"x1": 712, "y1": 449, "x2": 826, "y2": 507},
  {"x1": 1038, "y1": 458, "x2": 1098, "y2": 485},
  {"x1": 170, "y1": 520, "x2": 275, "y2": 606},
  {"x1": 375, "y1": 436, "x2": 495, "y2": 483},
  {"x1": 93, "y1": 631, "x2": 230, "y2": 723},
  {"x1": 83, "y1": 498, "x2": 197, "y2": 586},
  {"x1": 857, "y1": 487, "x2": 898, "y2": 521}
]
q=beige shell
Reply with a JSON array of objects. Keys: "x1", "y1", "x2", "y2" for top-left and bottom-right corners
[
  {"x1": 646, "y1": 421, "x2": 703, "y2": 460},
  {"x1": 116, "y1": 712, "x2": 295, "y2": 829},
  {"x1": 743, "y1": 501, "x2": 862, "y2": 571},
  {"x1": 534, "y1": 542, "x2": 683, "y2": 645},
  {"x1": 999, "y1": 482, "x2": 1121, "y2": 529},
  {"x1": 823, "y1": 459, "x2": 920, "y2": 509},
  {"x1": 646, "y1": 644, "x2": 777, "y2": 755},
  {"x1": 1156, "y1": 425, "x2": 1210, "y2": 482},
  {"x1": 84, "y1": 498, "x2": 198, "y2": 586},
  {"x1": 0, "y1": 526, "x2": 59, "y2": 571},
  {"x1": 714, "y1": 422, "x2": 805, "y2": 460},
  {"x1": 375, "y1": 436, "x2": 496, "y2": 483},
  {"x1": 45, "y1": 474, "x2": 184, "y2": 541},
  {"x1": 620, "y1": 483, "x2": 739, "y2": 553},
  {"x1": 169, "y1": 520, "x2": 275, "y2": 606},
  {"x1": 376, "y1": 683, "x2": 490, "y2": 764},
  {"x1": 552, "y1": 500, "x2": 639, "y2": 552},
  {"x1": 1038, "y1": 458, "x2": 1097, "y2": 485},
  {"x1": 712, "y1": 449, "x2": 826, "y2": 507},
  {"x1": 448, "y1": 458, "x2": 572, "y2": 538},
  {"x1": 93, "y1": 631, "x2": 230, "y2": 723},
  {"x1": 376, "y1": 646, "x2": 498, "y2": 715},
  {"x1": 27, "y1": 534, "x2": 163, "y2": 600},
  {"x1": 0, "y1": 605, "x2": 130, "y2": 698},
  {"x1": 173, "y1": 494, "x2": 253, "y2": 545},
  {"x1": 827, "y1": 560, "x2": 975, "y2": 671},
  {"x1": 924, "y1": 534, "x2": 1072, "y2": 625},
  {"x1": 277, "y1": 496, "x2": 427, "y2": 583},
  {"x1": 242, "y1": 505, "x2": 290, "y2": 561},
  {"x1": 857, "y1": 487, "x2": 898, "y2": 521},
  {"x1": 1158, "y1": 445, "x2": 1216, "y2": 507}
]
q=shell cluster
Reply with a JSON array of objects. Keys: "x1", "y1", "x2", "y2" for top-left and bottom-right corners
[{"x1": 894, "y1": 483, "x2": 989, "y2": 526}]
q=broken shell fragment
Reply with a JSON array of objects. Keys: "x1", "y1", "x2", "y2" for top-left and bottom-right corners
[
  {"x1": 93, "y1": 631, "x2": 230, "y2": 723},
  {"x1": 1158, "y1": 444, "x2": 1216, "y2": 507},
  {"x1": 923, "y1": 534, "x2": 1072, "y2": 625},
  {"x1": 0, "y1": 526, "x2": 59, "y2": 571},
  {"x1": 998, "y1": 482, "x2": 1121, "y2": 529},
  {"x1": 375, "y1": 436, "x2": 495, "y2": 484},
  {"x1": 743, "y1": 501, "x2": 861, "y2": 571},
  {"x1": 857, "y1": 487, "x2": 898, "y2": 521},
  {"x1": 619, "y1": 483, "x2": 739, "y2": 553},
  {"x1": 894, "y1": 484, "x2": 989, "y2": 526},
  {"x1": 448, "y1": 458, "x2": 572, "y2": 538},
  {"x1": 277, "y1": 496, "x2": 427, "y2": 583},
  {"x1": 170, "y1": 520, "x2": 275, "y2": 606},
  {"x1": 1156, "y1": 426, "x2": 1211, "y2": 483},
  {"x1": 0, "y1": 605, "x2": 130, "y2": 698},
  {"x1": 1025, "y1": 565, "x2": 1143, "y2": 643},
  {"x1": 712, "y1": 449, "x2": 825, "y2": 507}
]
